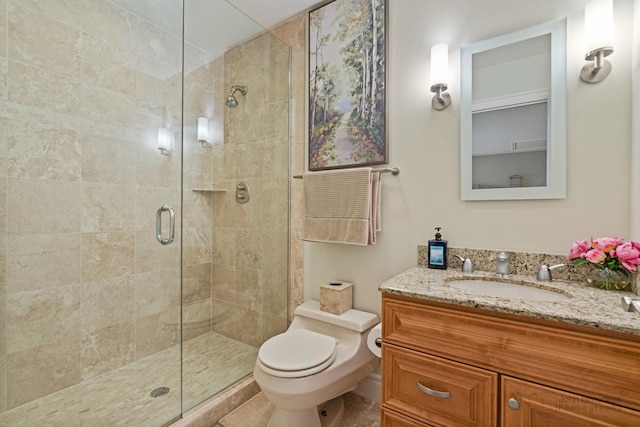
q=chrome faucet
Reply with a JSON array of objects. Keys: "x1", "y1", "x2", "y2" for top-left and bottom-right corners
[
  {"x1": 496, "y1": 252, "x2": 509, "y2": 277},
  {"x1": 622, "y1": 296, "x2": 640, "y2": 313},
  {"x1": 536, "y1": 263, "x2": 566, "y2": 282},
  {"x1": 454, "y1": 255, "x2": 474, "y2": 273}
]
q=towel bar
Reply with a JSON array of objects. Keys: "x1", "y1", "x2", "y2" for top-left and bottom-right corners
[{"x1": 293, "y1": 167, "x2": 399, "y2": 179}]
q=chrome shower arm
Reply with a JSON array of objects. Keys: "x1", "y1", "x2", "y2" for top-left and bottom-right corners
[{"x1": 229, "y1": 85, "x2": 248, "y2": 96}]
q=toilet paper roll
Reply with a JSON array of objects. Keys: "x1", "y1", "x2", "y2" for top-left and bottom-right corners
[{"x1": 367, "y1": 322, "x2": 382, "y2": 358}]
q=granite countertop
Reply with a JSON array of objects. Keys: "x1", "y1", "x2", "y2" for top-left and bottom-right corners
[{"x1": 379, "y1": 266, "x2": 640, "y2": 337}]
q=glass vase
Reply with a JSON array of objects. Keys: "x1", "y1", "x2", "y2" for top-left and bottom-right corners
[{"x1": 598, "y1": 267, "x2": 631, "y2": 291}]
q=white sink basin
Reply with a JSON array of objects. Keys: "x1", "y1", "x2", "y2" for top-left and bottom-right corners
[{"x1": 447, "y1": 279, "x2": 570, "y2": 302}]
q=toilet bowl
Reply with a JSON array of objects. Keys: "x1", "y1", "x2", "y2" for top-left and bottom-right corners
[{"x1": 253, "y1": 300, "x2": 380, "y2": 427}]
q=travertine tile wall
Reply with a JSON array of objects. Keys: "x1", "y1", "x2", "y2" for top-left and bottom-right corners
[
  {"x1": 0, "y1": 0, "x2": 186, "y2": 411},
  {"x1": 210, "y1": 31, "x2": 291, "y2": 347},
  {"x1": 271, "y1": 15, "x2": 306, "y2": 321},
  {"x1": 0, "y1": 0, "x2": 296, "y2": 416},
  {"x1": 0, "y1": 0, "x2": 7, "y2": 403},
  {"x1": 182, "y1": 54, "x2": 216, "y2": 345}
]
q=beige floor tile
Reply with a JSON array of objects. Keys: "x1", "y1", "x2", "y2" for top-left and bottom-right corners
[
  {"x1": 218, "y1": 392, "x2": 380, "y2": 427},
  {"x1": 0, "y1": 331, "x2": 257, "y2": 426},
  {"x1": 338, "y1": 393, "x2": 381, "y2": 427}
]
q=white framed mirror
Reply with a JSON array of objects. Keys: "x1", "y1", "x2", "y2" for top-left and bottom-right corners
[{"x1": 460, "y1": 19, "x2": 567, "y2": 200}]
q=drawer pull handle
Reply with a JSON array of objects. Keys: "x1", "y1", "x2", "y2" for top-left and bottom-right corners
[{"x1": 416, "y1": 382, "x2": 451, "y2": 399}]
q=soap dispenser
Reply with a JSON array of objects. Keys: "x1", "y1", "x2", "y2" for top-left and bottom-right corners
[{"x1": 428, "y1": 227, "x2": 447, "y2": 270}]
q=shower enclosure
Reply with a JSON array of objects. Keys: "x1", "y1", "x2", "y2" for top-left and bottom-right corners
[{"x1": 0, "y1": 0, "x2": 290, "y2": 425}]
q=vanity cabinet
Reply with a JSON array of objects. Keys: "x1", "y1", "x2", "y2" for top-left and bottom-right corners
[
  {"x1": 381, "y1": 294, "x2": 640, "y2": 426},
  {"x1": 501, "y1": 376, "x2": 640, "y2": 426}
]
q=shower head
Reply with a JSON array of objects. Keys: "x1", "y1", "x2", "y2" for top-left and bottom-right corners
[
  {"x1": 225, "y1": 85, "x2": 248, "y2": 108},
  {"x1": 225, "y1": 94, "x2": 238, "y2": 108}
]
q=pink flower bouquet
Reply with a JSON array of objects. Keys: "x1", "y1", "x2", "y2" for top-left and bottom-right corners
[{"x1": 568, "y1": 237, "x2": 640, "y2": 290}]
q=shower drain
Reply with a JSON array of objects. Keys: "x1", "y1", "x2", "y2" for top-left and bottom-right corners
[{"x1": 150, "y1": 386, "x2": 170, "y2": 398}]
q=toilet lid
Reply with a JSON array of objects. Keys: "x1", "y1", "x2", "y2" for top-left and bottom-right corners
[{"x1": 259, "y1": 329, "x2": 337, "y2": 372}]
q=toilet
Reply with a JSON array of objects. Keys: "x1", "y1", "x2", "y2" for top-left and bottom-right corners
[{"x1": 253, "y1": 300, "x2": 380, "y2": 427}]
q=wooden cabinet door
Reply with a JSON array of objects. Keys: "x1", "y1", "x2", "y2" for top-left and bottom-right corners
[
  {"x1": 501, "y1": 376, "x2": 640, "y2": 427},
  {"x1": 382, "y1": 344, "x2": 498, "y2": 426},
  {"x1": 382, "y1": 408, "x2": 432, "y2": 427}
]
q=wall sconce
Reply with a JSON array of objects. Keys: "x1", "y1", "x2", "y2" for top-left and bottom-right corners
[
  {"x1": 430, "y1": 43, "x2": 451, "y2": 110},
  {"x1": 197, "y1": 117, "x2": 209, "y2": 145},
  {"x1": 157, "y1": 127, "x2": 171, "y2": 155},
  {"x1": 580, "y1": 0, "x2": 614, "y2": 83}
]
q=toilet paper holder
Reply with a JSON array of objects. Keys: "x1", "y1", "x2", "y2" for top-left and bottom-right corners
[{"x1": 367, "y1": 322, "x2": 383, "y2": 358}]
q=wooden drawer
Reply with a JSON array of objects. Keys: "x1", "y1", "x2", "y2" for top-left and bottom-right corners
[
  {"x1": 382, "y1": 407, "x2": 432, "y2": 426},
  {"x1": 501, "y1": 376, "x2": 640, "y2": 426},
  {"x1": 382, "y1": 343, "x2": 498, "y2": 426},
  {"x1": 383, "y1": 294, "x2": 640, "y2": 412}
]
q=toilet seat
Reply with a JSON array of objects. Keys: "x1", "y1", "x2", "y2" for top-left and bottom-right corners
[{"x1": 258, "y1": 329, "x2": 337, "y2": 378}]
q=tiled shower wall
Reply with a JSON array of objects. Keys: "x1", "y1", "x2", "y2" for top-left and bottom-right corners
[
  {"x1": 0, "y1": 0, "x2": 294, "y2": 415},
  {"x1": 209, "y1": 32, "x2": 291, "y2": 347},
  {"x1": 181, "y1": 54, "x2": 216, "y2": 345},
  {"x1": 0, "y1": 0, "x2": 188, "y2": 412},
  {"x1": 272, "y1": 15, "x2": 306, "y2": 322}
]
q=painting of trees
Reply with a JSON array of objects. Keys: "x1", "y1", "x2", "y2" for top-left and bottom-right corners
[{"x1": 309, "y1": 0, "x2": 386, "y2": 170}]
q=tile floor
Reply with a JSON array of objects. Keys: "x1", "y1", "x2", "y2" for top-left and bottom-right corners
[
  {"x1": 217, "y1": 391, "x2": 380, "y2": 427},
  {"x1": 0, "y1": 331, "x2": 257, "y2": 426}
]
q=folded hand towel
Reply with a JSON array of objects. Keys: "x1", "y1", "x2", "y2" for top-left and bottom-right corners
[
  {"x1": 302, "y1": 168, "x2": 374, "y2": 245},
  {"x1": 369, "y1": 170, "x2": 382, "y2": 244}
]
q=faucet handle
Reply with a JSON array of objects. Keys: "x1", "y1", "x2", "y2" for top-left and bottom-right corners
[
  {"x1": 495, "y1": 252, "x2": 510, "y2": 277},
  {"x1": 454, "y1": 255, "x2": 474, "y2": 273},
  {"x1": 622, "y1": 296, "x2": 640, "y2": 313},
  {"x1": 536, "y1": 263, "x2": 566, "y2": 282},
  {"x1": 622, "y1": 296, "x2": 635, "y2": 312}
]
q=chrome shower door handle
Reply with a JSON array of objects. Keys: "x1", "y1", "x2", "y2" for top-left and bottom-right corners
[{"x1": 156, "y1": 205, "x2": 175, "y2": 245}]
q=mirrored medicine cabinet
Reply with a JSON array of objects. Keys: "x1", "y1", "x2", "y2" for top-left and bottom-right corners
[{"x1": 460, "y1": 19, "x2": 567, "y2": 200}]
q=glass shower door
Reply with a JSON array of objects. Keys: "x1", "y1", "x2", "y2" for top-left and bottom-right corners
[
  {"x1": 181, "y1": 0, "x2": 291, "y2": 412},
  {"x1": 0, "y1": 0, "x2": 184, "y2": 425}
]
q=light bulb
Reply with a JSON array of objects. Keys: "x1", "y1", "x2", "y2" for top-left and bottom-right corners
[
  {"x1": 430, "y1": 43, "x2": 449, "y2": 88},
  {"x1": 157, "y1": 128, "x2": 170, "y2": 155},
  {"x1": 197, "y1": 117, "x2": 209, "y2": 142},
  {"x1": 584, "y1": 0, "x2": 614, "y2": 54}
]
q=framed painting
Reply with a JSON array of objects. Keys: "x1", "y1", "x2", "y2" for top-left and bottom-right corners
[{"x1": 308, "y1": 0, "x2": 387, "y2": 171}]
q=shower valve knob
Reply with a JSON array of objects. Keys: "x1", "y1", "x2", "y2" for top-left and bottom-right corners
[{"x1": 236, "y1": 182, "x2": 250, "y2": 204}]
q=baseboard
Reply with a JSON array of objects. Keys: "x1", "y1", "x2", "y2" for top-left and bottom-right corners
[{"x1": 353, "y1": 373, "x2": 381, "y2": 403}]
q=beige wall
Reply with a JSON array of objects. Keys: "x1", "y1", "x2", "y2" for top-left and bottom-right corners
[
  {"x1": 632, "y1": 0, "x2": 640, "y2": 240},
  {"x1": 303, "y1": 0, "x2": 637, "y2": 315}
]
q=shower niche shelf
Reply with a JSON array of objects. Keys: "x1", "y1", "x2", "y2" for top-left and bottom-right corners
[{"x1": 191, "y1": 188, "x2": 227, "y2": 193}]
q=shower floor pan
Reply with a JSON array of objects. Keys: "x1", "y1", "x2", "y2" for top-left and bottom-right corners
[{"x1": 0, "y1": 331, "x2": 258, "y2": 427}]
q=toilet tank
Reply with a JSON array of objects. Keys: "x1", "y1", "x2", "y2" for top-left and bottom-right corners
[{"x1": 294, "y1": 301, "x2": 378, "y2": 332}]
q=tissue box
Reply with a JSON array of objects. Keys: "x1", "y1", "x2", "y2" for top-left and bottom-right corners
[{"x1": 320, "y1": 281, "x2": 353, "y2": 315}]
